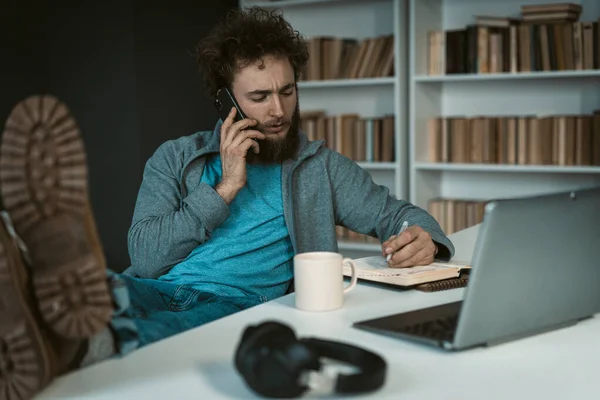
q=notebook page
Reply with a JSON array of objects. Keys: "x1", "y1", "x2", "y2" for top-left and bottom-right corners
[{"x1": 346, "y1": 256, "x2": 470, "y2": 278}]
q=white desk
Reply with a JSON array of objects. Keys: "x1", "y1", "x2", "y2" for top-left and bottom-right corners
[{"x1": 37, "y1": 226, "x2": 599, "y2": 399}]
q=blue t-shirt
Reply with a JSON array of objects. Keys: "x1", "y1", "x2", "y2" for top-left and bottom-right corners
[{"x1": 159, "y1": 154, "x2": 294, "y2": 302}]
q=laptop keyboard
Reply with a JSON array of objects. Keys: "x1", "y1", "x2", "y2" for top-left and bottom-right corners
[
  {"x1": 398, "y1": 314, "x2": 458, "y2": 342},
  {"x1": 354, "y1": 301, "x2": 463, "y2": 344}
]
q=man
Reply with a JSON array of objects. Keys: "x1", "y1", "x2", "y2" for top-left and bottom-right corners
[{"x1": 0, "y1": 6, "x2": 454, "y2": 400}]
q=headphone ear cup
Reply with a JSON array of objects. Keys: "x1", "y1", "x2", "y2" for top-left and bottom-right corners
[
  {"x1": 236, "y1": 321, "x2": 296, "y2": 361},
  {"x1": 234, "y1": 321, "x2": 297, "y2": 383},
  {"x1": 234, "y1": 321, "x2": 321, "y2": 398}
]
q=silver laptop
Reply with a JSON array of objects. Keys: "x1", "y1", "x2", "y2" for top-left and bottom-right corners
[{"x1": 353, "y1": 186, "x2": 600, "y2": 351}]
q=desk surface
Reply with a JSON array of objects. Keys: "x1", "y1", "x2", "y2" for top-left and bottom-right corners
[{"x1": 36, "y1": 226, "x2": 599, "y2": 400}]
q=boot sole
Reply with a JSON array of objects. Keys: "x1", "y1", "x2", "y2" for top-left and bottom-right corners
[
  {"x1": 0, "y1": 225, "x2": 52, "y2": 400},
  {"x1": 0, "y1": 95, "x2": 112, "y2": 339}
]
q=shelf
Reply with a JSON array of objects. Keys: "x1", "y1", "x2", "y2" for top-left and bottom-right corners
[
  {"x1": 338, "y1": 241, "x2": 381, "y2": 251},
  {"x1": 245, "y1": 0, "x2": 369, "y2": 8},
  {"x1": 408, "y1": 0, "x2": 600, "y2": 209},
  {"x1": 415, "y1": 163, "x2": 600, "y2": 174},
  {"x1": 298, "y1": 77, "x2": 395, "y2": 89},
  {"x1": 249, "y1": 0, "x2": 408, "y2": 200},
  {"x1": 357, "y1": 162, "x2": 396, "y2": 170},
  {"x1": 413, "y1": 70, "x2": 600, "y2": 83}
]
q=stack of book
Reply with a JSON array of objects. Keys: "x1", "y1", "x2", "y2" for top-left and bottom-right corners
[
  {"x1": 300, "y1": 111, "x2": 395, "y2": 162},
  {"x1": 427, "y1": 112, "x2": 600, "y2": 166},
  {"x1": 336, "y1": 227, "x2": 380, "y2": 245},
  {"x1": 521, "y1": 2, "x2": 581, "y2": 23},
  {"x1": 428, "y1": 199, "x2": 489, "y2": 235},
  {"x1": 300, "y1": 35, "x2": 394, "y2": 80},
  {"x1": 427, "y1": 2, "x2": 599, "y2": 74}
]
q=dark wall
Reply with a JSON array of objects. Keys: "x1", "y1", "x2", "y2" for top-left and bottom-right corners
[
  {"x1": 133, "y1": 0, "x2": 228, "y2": 164},
  {"x1": 38, "y1": 1, "x2": 141, "y2": 272},
  {"x1": 0, "y1": 0, "x2": 237, "y2": 270},
  {"x1": 0, "y1": 1, "x2": 48, "y2": 132}
]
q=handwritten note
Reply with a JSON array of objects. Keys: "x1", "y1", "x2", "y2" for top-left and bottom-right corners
[{"x1": 344, "y1": 256, "x2": 470, "y2": 278}]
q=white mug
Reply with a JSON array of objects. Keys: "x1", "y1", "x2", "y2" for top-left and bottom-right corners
[{"x1": 293, "y1": 251, "x2": 358, "y2": 311}]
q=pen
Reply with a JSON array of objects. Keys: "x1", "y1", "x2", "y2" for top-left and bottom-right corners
[{"x1": 386, "y1": 221, "x2": 409, "y2": 262}]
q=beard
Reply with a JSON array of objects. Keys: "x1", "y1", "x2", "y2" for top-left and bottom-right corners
[{"x1": 246, "y1": 101, "x2": 300, "y2": 164}]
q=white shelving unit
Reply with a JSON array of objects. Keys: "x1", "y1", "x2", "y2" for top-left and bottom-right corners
[
  {"x1": 414, "y1": 69, "x2": 600, "y2": 82},
  {"x1": 240, "y1": 0, "x2": 409, "y2": 258},
  {"x1": 297, "y1": 76, "x2": 395, "y2": 88},
  {"x1": 409, "y1": 0, "x2": 600, "y2": 214}
]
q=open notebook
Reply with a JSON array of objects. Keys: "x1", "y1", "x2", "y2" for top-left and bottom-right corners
[{"x1": 343, "y1": 256, "x2": 471, "y2": 288}]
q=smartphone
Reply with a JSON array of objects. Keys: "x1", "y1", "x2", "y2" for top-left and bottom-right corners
[{"x1": 215, "y1": 87, "x2": 247, "y2": 123}]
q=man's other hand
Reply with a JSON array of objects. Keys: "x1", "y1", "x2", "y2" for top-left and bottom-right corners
[{"x1": 381, "y1": 225, "x2": 438, "y2": 268}]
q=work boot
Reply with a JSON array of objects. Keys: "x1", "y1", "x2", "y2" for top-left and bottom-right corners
[
  {"x1": 0, "y1": 212, "x2": 87, "y2": 400},
  {"x1": 0, "y1": 94, "x2": 112, "y2": 339}
]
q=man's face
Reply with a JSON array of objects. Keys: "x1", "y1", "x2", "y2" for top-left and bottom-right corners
[{"x1": 230, "y1": 55, "x2": 299, "y2": 163}]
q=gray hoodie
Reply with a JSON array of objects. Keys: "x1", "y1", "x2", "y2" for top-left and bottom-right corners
[{"x1": 124, "y1": 121, "x2": 454, "y2": 279}]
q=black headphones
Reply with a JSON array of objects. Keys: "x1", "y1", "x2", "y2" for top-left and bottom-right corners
[{"x1": 234, "y1": 320, "x2": 387, "y2": 398}]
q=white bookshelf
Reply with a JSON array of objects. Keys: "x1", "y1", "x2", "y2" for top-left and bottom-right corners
[
  {"x1": 240, "y1": 0, "x2": 409, "y2": 258},
  {"x1": 414, "y1": 69, "x2": 600, "y2": 82},
  {"x1": 409, "y1": 0, "x2": 600, "y2": 216},
  {"x1": 297, "y1": 76, "x2": 395, "y2": 88},
  {"x1": 416, "y1": 162, "x2": 600, "y2": 174}
]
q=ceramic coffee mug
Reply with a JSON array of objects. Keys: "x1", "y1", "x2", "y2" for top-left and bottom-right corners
[{"x1": 293, "y1": 251, "x2": 358, "y2": 311}]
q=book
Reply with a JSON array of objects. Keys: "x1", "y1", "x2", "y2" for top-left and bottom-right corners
[
  {"x1": 426, "y1": 114, "x2": 600, "y2": 168},
  {"x1": 426, "y1": 11, "x2": 599, "y2": 75},
  {"x1": 343, "y1": 256, "x2": 471, "y2": 287}
]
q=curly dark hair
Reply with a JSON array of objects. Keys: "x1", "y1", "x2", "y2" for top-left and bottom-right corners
[{"x1": 194, "y1": 7, "x2": 309, "y2": 98}]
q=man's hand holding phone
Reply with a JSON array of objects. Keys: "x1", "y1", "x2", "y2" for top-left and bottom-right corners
[{"x1": 216, "y1": 107, "x2": 265, "y2": 204}]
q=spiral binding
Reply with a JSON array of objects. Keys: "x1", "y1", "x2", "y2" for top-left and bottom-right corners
[{"x1": 415, "y1": 277, "x2": 469, "y2": 293}]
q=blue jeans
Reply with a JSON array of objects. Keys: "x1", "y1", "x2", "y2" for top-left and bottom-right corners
[{"x1": 106, "y1": 272, "x2": 263, "y2": 355}]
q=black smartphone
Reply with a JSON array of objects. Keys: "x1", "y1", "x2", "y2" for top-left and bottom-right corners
[{"x1": 215, "y1": 87, "x2": 247, "y2": 123}]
